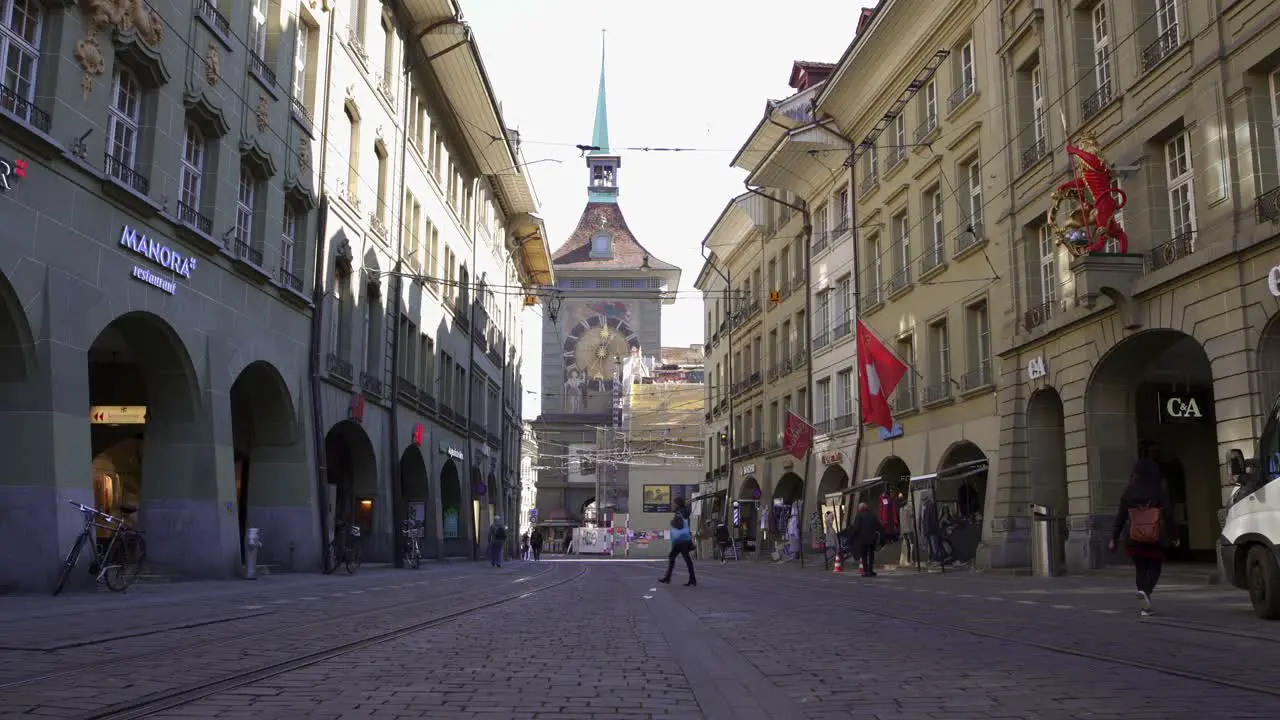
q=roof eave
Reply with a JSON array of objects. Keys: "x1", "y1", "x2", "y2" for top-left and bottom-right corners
[{"x1": 814, "y1": 0, "x2": 896, "y2": 114}]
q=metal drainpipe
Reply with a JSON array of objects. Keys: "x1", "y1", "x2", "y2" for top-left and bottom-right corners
[
  {"x1": 466, "y1": 180, "x2": 480, "y2": 561},
  {"x1": 309, "y1": 4, "x2": 338, "y2": 574},
  {"x1": 699, "y1": 241, "x2": 733, "y2": 523},
  {"x1": 385, "y1": 41, "x2": 413, "y2": 569},
  {"x1": 496, "y1": 252, "x2": 509, "y2": 555}
]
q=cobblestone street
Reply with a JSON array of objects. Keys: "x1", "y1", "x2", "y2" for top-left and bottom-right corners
[{"x1": 4, "y1": 558, "x2": 1280, "y2": 719}]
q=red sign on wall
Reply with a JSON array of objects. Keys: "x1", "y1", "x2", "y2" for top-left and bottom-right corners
[
  {"x1": 349, "y1": 392, "x2": 365, "y2": 422},
  {"x1": 412, "y1": 423, "x2": 423, "y2": 446}
]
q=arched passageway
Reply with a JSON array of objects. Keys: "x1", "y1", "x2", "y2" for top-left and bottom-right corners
[
  {"x1": 933, "y1": 441, "x2": 989, "y2": 564},
  {"x1": 87, "y1": 312, "x2": 212, "y2": 576},
  {"x1": 771, "y1": 471, "x2": 804, "y2": 549},
  {"x1": 400, "y1": 445, "x2": 435, "y2": 558},
  {"x1": 440, "y1": 459, "x2": 465, "y2": 557},
  {"x1": 0, "y1": 269, "x2": 37, "y2": 590},
  {"x1": 1085, "y1": 329, "x2": 1220, "y2": 564},
  {"x1": 817, "y1": 463, "x2": 850, "y2": 531},
  {"x1": 733, "y1": 476, "x2": 761, "y2": 544},
  {"x1": 230, "y1": 360, "x2": 307, "y2": 570},
  {"x1": 324, "y1": 420, "x2": 377, "y2": 559},
  {"x1": 1027, "y1": 389, "x2": 1069, "y2": 516}
]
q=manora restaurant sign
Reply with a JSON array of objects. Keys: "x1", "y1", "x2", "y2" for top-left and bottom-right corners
[{"x1": 120, "y1": 225, "x2": 197, "y2": 295}]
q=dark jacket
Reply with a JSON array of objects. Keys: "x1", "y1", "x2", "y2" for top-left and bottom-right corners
[
  {"x1": 1112, "y1": 460, "x2": 1178, "y2": 559},
  {"x1": 850, "y1": 508, "x2": 883, "y2": 549},
  {"x1": 714, "y1": 524, "x2": 730, "y2": 544},
  {"x1": 530, "y1": 530, "x2": 543, "y2": 547}
]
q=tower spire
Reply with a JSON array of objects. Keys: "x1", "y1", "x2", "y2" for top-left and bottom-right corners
[{"x1": 590, "y1": 30, "x2": 609, "y2": 155}]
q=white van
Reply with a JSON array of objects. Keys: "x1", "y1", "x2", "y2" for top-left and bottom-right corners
[{"x1": 1221, "y1": 398, "x2": 1280, "y2": 619}]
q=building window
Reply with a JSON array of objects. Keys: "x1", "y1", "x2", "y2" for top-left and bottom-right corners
[
  {"x1": 894, "y1": 334, "x2": 915, "y2": 409},
  {"x1": 965, "y1": 299, "x2": 990, "y2": 387},
  {"x1": 235, "y1": 165, "x2": 257, "y2": 250},
  {"x1": 865, "y1": 234, "x2": 882, "y2": 304},
  {"x1": 1038, "y1": 224, "x2": 1057, "y2": 309},
  {"x1": 1092, "y1": 3, "x2": 1112, "y2": 101},
  {"x1": 958, "y1": 40, "x2": 975, "y2": 97},
  {"x1": 835, "y1": 186, "x2": 850, "y2": 231},
  {"x1": 892, "y1": 211, "x2": 911, "y2": 282},
  {"x1": 1165, "y1": 131, "x2": 1196, "y2": 240},
  {"x1": 892, "y1": 114, "x2": 906, "y2": 166},
  {"x1": 816, "y1": 378, "x2": 831, "y2": 427},
  {"x1": 344, "y1": 104, "x2": 360, "y2": 200},
  {"x1": 918, "y1": 80, "x2": 938, "y2": 140},
  {"x1": 281, "y1": 204, "x2": 297, "y2": 274},
  {"x1": 293, "y1": 16, "x2": 317, "y2": 109},
  {"x1": 836, "y1": 368, "x2": 852, "y2": 425},
  {"x1": 179, "y1": 123, "x2": 205, "y2": 215},
  {"x1": 1155, "y1": 0, "x2": 1180, "y2": 44},
  {"x1": 815, "y1": 289, "x2": 830, "y2": 347},
  {"x1": 249, "y1": 0, "x2": 267, "y2": 58},
  {"x1": 927, "y1": 189, "x2": 944, "y2": 266},
  {"x1": 381, "y1": 14, "x2": 395, "y2": 86},
  {"x1": 966, "y1": 161, "x2": 983, "y2": 232},
  {"x1": 836, "y1": 274, "x2": 852, "y2": 336},
  {"x1": 929, "y1": 318, "x2": 950, "y2": 390},
  {"x1": 864, "y1": 144, "x2": 878, "y2": 184},
  {"x1": 107, "y1": 68, "x2": 141, "y2": 175},
  {"x1": 374, "y1": 141, "x2": 389, "y2": 229},
  {"x1": 0, "y1": 0, "x2": 42, "y2": 124},
  {"x1": 1031, "y1": 64, "x2": 1046, "y2": 149},
  {"x1": 590, "y1": 233, "x2": 610, "y2": 256}
]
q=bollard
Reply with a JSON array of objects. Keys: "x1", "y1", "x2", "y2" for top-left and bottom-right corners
[{"x1": 245, "y1": 527, "x2": 263, "y2": 580}]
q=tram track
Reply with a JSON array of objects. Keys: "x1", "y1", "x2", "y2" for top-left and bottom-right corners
[
  {"x1": 0, "y1": 566, "x2": 558, "y2": 692},
  {"x1": 674, "y1": 563, "x2": 1280, "y2": 699},
  {"x1": 74, "y1": 564, "x2": 586, "y2": 720}
]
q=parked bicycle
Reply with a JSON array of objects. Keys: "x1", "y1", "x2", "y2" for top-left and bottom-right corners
[
  {"x1": 328, "y1": 522, "x2": 362, "y2": 574},
  {"x1": 52, "y1": 500, "x2": 146, "y2": 596},
  {"x1": 401, "y1": 519, "x2": 423, "y2": 569}
]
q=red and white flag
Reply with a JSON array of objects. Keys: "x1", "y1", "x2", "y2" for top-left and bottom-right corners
[
  {"x1": 856, "y1": 319, "x2": 908, "y2": 429},
  {"x1": 782, "y1": 411, "x2": 814, "y2": 460}
]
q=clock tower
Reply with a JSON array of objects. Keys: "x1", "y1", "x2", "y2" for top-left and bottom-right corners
[{"x1": 533, "y1": 36, "x2": 678, "y2": 529}]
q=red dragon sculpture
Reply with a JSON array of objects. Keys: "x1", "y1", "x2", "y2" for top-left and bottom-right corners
[{"x1": 1046, "y1": 131, "x2": 1128, "y2": 256}]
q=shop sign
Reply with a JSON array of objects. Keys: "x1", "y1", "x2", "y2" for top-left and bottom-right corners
[
  {"x1": 1268, "y1": 265, "x2": 1280, "y2": 297},
  {"x1": 1027, "y1": 356, "x2": 1047, "y2": 380},
  {"x1": 1158, "y1": 391, "x2": 1210, "y2": 424},
  {"x1": 120, "y1": 226, "x2": 197, "y2": 295},
  {"x1": 440, "y1": 444, "x2": 464, "y2": 461},
  {"x1": 740, "y1": 464, "x2": 756, "y2": 476},
  {"x1": 878, "y1": 423, "x2": 904, "y2": 441},
  {"x1": 0, "y1": 156, "x2": 27, "y2": 192},
  {"x1": 348, "y1": 392, "x2": 365, "y2": 422},
  {"x1": 821, "y1": 451, "x2": 844, "y2": 466},
  {"x1": 90, "y1": 405, "x2": 147, "y2": 424},
  {"x1": 412, "y1": 423, "x2": 423, "y2": 446}
]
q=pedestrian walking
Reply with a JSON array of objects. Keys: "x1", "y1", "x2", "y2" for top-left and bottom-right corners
[
  {"x1": 850, "y1": 501, "x2": 883, "y2": 577},
  {"x1": 659, "y1": 496, "x2": 696, "y2": 587},
  {"x1": 520, "y1": 532, "x2": 530, "y2": 561},
  {"x1": 1109, "y1": 458, "x2": 1178, "y2": 616},
  {"x1": 487, "y1": 516, "x2": 507, "y2": 568},
  {"x1": 714, "y1": 522, "x2": 731, "y2": 565},
  {"x1": 530, "y1": 527, "x2": 543, "y2": 561}
]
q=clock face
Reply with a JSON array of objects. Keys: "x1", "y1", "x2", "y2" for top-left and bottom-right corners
[{"x1": 563, "y1": 314, "x2": 640, "y2": 392}]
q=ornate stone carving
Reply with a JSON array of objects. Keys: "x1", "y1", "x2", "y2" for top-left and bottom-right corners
[
  {"x1": 255, "y1": 95, "x2": 269, "y2": 132},
  {"x1": 298, "y1": 139, "x2": 310, "y2": 170},
  {"x1": 76, "y1": 0, "x2": 164, "y2": 99},
  {"x1": 205, "y1": 43, "x2": 220, "y2": 85}
]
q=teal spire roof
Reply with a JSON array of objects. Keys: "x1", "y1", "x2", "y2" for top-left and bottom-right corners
[{"x1": 589, "y1": 33, "x2": 609, "y2": 155}]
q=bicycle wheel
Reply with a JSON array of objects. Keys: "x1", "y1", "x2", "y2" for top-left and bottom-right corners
[
  {"x1": 345, "y1": 547, "x2": 362, "y2": 574},
  {"x1": 105, "y1": 531, "x2": 146, "y2": 592},
  {"x1": 52, "y1": 533, "x2": 88, "y2": 596}
]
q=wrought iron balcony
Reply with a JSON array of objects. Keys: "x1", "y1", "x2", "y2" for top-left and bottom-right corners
[
  {"x1": 811, "y1": 231, "x2": 829, "y2": 255},
  {"x1": 326, "y1": 353, "x2": 353, "y2": 382},
  {"x1": 889, "y1": 379, "x2": 915, "y2": 414},
  {"x1": 1020, "y1": 138, "x2": 1047, "y2": 172},
  {"x1": 1080, "y1": 82, "x2": 1113, "y2": 123},
  {"x1": 104, "y1": 153, "x2": 150, "y2": 195},
  {"x1": 1022, "y1": 299, "x2": 1056, "y2": 331},
  {"x1": 863, "y1": 271, "x2": 883, "y2": 307},
  {"x1": 886, "y1": 267, "x2": 912, "y2": 296},
  {"x1": 887, "y1": 146, "x2": 908, "y2": 171},
  {"x1": 955, "y1": 223, "x2": 985, "y2": 256},
  {"x1": 277, "y1": 266, "x2": 303, "y2": 294},
  {"x1": 1145, "y1": 231, "x2": 1197, "y2": 272},
  {"x1": 859, "y1": 171, "x2": 879, "y2": 194},
  {"x1": 233, "y1": 238, "x2": 264, "y2": 267},
  {"x1": 1141, "y1": 24, "x2": 1180, "y2": 73},
  {"x1": 814, "y1": 419, "x2": 831, "y2": 436},
  {"x1": 360, "y1": 371, "x2": 384, "y2": 397},
  {"x1": 196, "y1": 0, "x2": 231, "y2": 37},
  {"x1": 175, "y1": 201, "x2": 212, "y2": 235},
  {"x1": 813, "y1": 330, "x2": 830, "y2": 351},
  {"x1": 831, "y1": 217, "x2": 851, "y2": 238},
  {"x1": 1256, "y1": 186, "x2": 1280, "y2": 224},
  {"x1": 792, "y1": 274, "x2": 804, "y2": 291},
  {"x1": 923, "y1": 378, "x2": 953, "y2": 405},
  {"x1": 291, "y1": 96, "x2": 313, "y2": 126},
  {"x1": 417, "y1": 387, "x2": 437, "y2": 411},
  {"x1": 0, "y1": 82, "x2": 50, "y2": 132},
  {"x1": 961, "y1": 361, "x2": 993, "y2": 392},
  {"x1": 920, "y1": 243, "x2": 946, "y2": 275},
  {"x1": 948, "y1": 80, "x2": 976, "y2": 112},
  {"x1": 832, "y1": 318, "x2": 852, "y2": 341},
  {"x1": 248, "y1": 50, "x2": 276, "y2": 86},
  {"x1": 914, "y1": 115, "x2": 938, "y2": 143},
  {"x1": 834, "y1": 413, "x2": 854, "y2": 431},
  {"x1": 397, "y1": 377, "x2": 418, "y2": 401},
  {"x1": 767, "y1": 366, "x2": 778, "y2": 383}
]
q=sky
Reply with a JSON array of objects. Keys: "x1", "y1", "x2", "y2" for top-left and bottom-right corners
[{"x1": 461, "y1": 1, "x2": 871, "y2": 419}]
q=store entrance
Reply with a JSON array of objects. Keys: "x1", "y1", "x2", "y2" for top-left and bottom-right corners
[{"x1": 1135, "y1": 383, "x2": 1218, "y2": 563}]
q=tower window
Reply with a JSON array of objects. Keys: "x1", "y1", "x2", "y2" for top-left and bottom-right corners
[{"x1": 590, "y1": 233, "x2": 611, "y2": 256}]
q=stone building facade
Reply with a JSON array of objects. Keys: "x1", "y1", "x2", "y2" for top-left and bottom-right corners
[{"x1": 0, "y1": 0, "x2": 549, "y2": 592}]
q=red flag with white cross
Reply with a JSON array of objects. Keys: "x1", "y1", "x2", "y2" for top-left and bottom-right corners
[
  {"x1": 782, "y1": 411, "x2": 814, "y2": 460},
  {"x1": 856, "y1": 320, "x2": 908, "y2": 429}
]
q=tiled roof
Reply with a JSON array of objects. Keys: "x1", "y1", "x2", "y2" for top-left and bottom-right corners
[{"x1": 551, "y1": 202, "x2": 678, "y2": 271}]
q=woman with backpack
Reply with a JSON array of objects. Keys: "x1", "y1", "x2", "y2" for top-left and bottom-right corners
[
  {"x1": 659, "y1": 496, "x2": 696, "y2": 587},
  {"x1": 1109, "y1": 459, "x2": 1178, "y2": 616}
]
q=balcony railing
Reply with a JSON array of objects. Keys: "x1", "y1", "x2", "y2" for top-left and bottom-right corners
[
  {"x1": 748, "y1": 371, "x2": 761, "y2": 388},
  {"x1": 1145, "y1": 230, "x2": 1197, "y2": 273},
  {"x1": 767, "y1": 366, "x2": 779, "y2": 383},
  {"x1": 326, "y1": 353, "x2": 353, "y2": 382},
  {"x1": 859, "y1": 172, "x2": 879, "y2": 194},
  {"x1": 418, "y1": 388, "x2": 436, "y2": 410},
  {"x1": 811, "y1": 232, "x2": 829, "y2": 255},
  {"x1": 814, "y1": 419, "x2": 831, "y2": 436},
  {"x1": 175, "y1": 200, "x2": 212, "y2": 235},
  {"x1": 955, "y1": 223, "x2": 984, "y2": 256},
  {"x1": 360, "y1": 371, "x2": 384, "y2": 397},
  {"x1": 887, "y1": 146, "x2": 908, "y2": 171},
  {"x1": 961, "y1": 360, "x2": 993, "y2": 392},
  {"x1": 1023, "y1": 299, "x2": 1056, "y2": 331},
  {"x1": 923, "y1": 378, "x2": 953, "y2": 405},
  {"x1": 196, "y1": 0, "x2": 231, "y2": 37},
  {"x1": 1020, "y1": 138, "x2": 1046, "y2": 172},
  {"x1": 832, "y1": 317, "x2": 852, "y2": 341},
  {"x1": 233, "y1": 238, "x2": 264, "y2": 267},
  {"x1": 1256, "y1": 186, "x2": 1280, "y2": 224},
  {"x1": 863, "y1": 271, "x2": 883, "y2": 307},
  {"x1": 833, "y1": 413, "x2": 854, "y2": 431},
  {"x1": 948, "y1": 80, "x2": 976, "y2": 112},
  {"x1": 0, "y1": 82, "x2": 51, "y2": 132},
  {"x1": 277, "y1": 266, "x2": 304, "y2": 294},
  {"x1": 104, "y1": 153, "x2": 150, "y2": 195},
  {"x1": 889, "y1": 379, "x2": 915, "y2": 414},
  {"x1": 886, "y1": 267, "x2": 911, "y2": 295},
  {"x1": 1141, "y1": 24, "x2": 1180, "y2": 73},
  {"x1": 792, "y1": 274, "x2": 804, "y2": 291},
  {"x1": 914, "y1": 115, "x2": 938, "y2": 143},
  {"x1": 344, "y1": 25, "x2": 369, "y2": 65},
  {"x1": 397, "y1": 377, "x2": 418, "y2": 402},
  {"x1": 1080, "y1": 82, "x2": 1113, "y2": 123},
  {"x1": 291, "y1": 96, "x2": 313, "y2": 126},
  {"x1": 813, "y1": 330, "x2": 830, "y2": 350},
  {"x1": 920, "y1": 243, "x2": 946, "y2": 275},
  {"x1": 248, "y1": 51, "x2": 276, "y2": 86},
  {"x1": 831, "y1": 217, "x2": 851, "y2": 238}
]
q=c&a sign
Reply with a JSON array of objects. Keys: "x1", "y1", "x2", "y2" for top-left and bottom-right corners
[{"x1": 1157, "y1": 391, "x2": 1211, "y2": 424}]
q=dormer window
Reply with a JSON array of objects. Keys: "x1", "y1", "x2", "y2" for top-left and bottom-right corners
[{"x1": 590, "y1": 233, "x2": 612, "y2": 258}]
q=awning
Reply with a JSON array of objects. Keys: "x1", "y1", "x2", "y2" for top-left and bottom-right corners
[{"x1": 860, "y1": 457, "x2": 990, "y2": 486}]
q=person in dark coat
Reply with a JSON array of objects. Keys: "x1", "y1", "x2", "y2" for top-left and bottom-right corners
[
  {"x1": 529, "y1": 528, "x2": 543, "y2": 562},
  {"x1": 849, "y1": 502, "x2": 884, "y2": 577},
  {"x1": 1109, "y1": 458, "x2": 1178, "y2": 616}
]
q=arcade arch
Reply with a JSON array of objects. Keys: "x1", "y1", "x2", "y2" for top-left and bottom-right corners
[
  {"x1": 1085, "y1": 329, "x2": 1220, "y2": 563},
  {"x1": 1027, "y1": 389, "x2": 1069, "y2": 516},
  {"x1": 399, "y1": 445, "x2": 434, "y2": 558},
  {"x1": 735, "y1": 476, "x2": 761, "y2": 539},
  {"x1": 230, "y1": 361, "x2": 306, "y2": 568},
  {"x1": 87, "y1": 312, "x2": 206, "y2": 574},
  {"x1": 324, "y1": 420, "x2": 377, "y2": 556},
  {"x1": 440, "y1": 459, "x2": 465, "y2": 557},
  {"x1": 817, "y1": 463, "x2": 850, "y2": 530}
]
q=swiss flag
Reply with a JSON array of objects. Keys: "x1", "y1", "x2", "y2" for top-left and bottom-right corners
[
  {"x1": 856, "y1": 320, "x2": 908, "y2": 429},
  {"x1": 782, "y1": 411, "x2": 814, "y2": 460}
]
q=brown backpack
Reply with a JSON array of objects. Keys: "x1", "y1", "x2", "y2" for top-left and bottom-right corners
[{"x1": 1128, "y1": 503, "x2": 1162, "y2": 543}]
